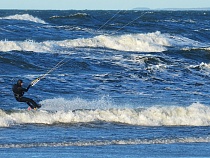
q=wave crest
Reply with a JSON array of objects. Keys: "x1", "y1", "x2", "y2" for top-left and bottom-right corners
[
  {"x1": 0, "y1": 32, "x2": 170, "y2": 53},
  {"x1": 61, "y1": 31, "x2": 170, "y2": 52},
  {"x1": 1, "y1": 100, "x2": 210, "y2": 127},
  {"x1": 1, "y1": 31, "x2": 207, "y2": 53},
  {"x1": 0, "y1": 14, "x2": 46, "y2": 24},
  {"x1": 50, "y1": 13, "x2": 89, "y2": 19}
]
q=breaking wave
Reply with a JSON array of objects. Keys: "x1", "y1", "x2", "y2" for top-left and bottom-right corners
[
  {"x1": 0, "y1": 31, "x2": 206, "y2": 53},
  {"x1": 1, "y1": 99, "x2": 210, "y2": 127},
  {"x1": 0, "y1": 14, "x2": 46, "y2": 24}
]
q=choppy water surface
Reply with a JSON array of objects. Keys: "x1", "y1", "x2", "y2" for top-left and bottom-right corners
[{"x1": 0, "y1": 10, "x2": 210, "y2": 157}]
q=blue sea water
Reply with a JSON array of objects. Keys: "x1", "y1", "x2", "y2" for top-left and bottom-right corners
[{"x1": 0, "y1": 10, "x2": 210, "y2": 157}]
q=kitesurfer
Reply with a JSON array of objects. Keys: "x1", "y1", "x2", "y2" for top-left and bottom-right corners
[{"x1": 12, "y1": 79, "x2": 41, "y2": 110}]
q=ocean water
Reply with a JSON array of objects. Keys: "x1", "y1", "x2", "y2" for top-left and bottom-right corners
[{"x1": 0, "y1": 10, "x2": 210, "y2": 157}]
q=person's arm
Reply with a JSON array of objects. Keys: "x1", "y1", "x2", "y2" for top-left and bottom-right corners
[
  {"x1": 26, "y1": 84, "x2": 31, "y2": 91},
  {"x1": 21, "y1": 84, "x2": 31, "y2": 92}
]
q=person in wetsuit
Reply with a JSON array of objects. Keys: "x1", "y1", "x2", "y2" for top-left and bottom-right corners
[{"x1": 12, "y1": 79, "x2": 41, "y2": 110}]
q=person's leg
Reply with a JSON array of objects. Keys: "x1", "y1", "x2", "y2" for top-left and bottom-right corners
[
  {"x1": 26, "y1": 101, "x2": 35, "y2": 109},
  {"x1": 19, "y1": 97, "x2": 39, "y2": 109}
]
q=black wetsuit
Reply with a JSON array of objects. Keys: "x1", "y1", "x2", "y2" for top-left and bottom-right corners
[{"x1": 12, "y1": 83, "x2": 40, "y2": 109}]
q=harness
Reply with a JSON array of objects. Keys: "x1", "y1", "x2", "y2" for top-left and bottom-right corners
[
  {"x1": 13, "y1": 93, "x2": 22, "y2": 101},
  {"x1": 12, "y1": 84, "x2": 23, "y2": 101}
]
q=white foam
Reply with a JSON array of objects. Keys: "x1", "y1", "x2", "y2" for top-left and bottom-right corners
[
  {"x1": 168, "y1": 35, "x2": 207, "y2": 49},
  {"x1": 202, "y1": 47, "x2": 210, "y2": 50},
  {"x1": 189, "y1": 62, "x2": 210, "y2": 73},
  {"x1": 0, "y1": 137, "x2": 210, "y2": 148},
  {"x1": 0, "y1": 109, "x2": 15, "y2": 127},
  {"x1": 0, "y1": 40, "x2": 52, "y2": 52},
  {"x1": 1, "y1": 100, "x2": 210, "y2": 127},
  {"x1": 0, "y1": 14, "x2": 46, "y2": 24},
  {"x1": 0, "y1": 32, "x2": 208, "y2": 53},
  {"x1": 0, "y1": 32, "x2": 170, "y2": 53},
  {"x1": 56, "y1": 31, "x2": 170, "y2": 52},
  {"x1": 200, "y1": 62, "x2": 210, "y2": 69}
]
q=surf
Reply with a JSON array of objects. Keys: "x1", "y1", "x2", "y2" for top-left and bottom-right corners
[
  {"x1": 1, "y1": 100, "x2": 210, "y2": 127},
  {"x1": 1, "y1": 136, "x2": 210, "y2": 148}
]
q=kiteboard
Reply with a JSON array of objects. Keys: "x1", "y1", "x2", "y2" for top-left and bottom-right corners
[{"x1": 27, "y1": 104, "x2": 42, "y2": 111}]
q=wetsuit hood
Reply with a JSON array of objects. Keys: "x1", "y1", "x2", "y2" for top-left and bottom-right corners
[{"x1": 17, "y1": 79, "x2": 23, "y2": 86}]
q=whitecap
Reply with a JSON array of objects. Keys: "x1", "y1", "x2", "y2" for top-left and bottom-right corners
[
  {"x1": 1, "y1": 100, "x2": 210, "y2": 127},
  {"x1": 0, "y1": 14, "x2": 46, "y2": 24},
  {"x1": 0, "y1": 32, "x2": 208, "y2": 53}
]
